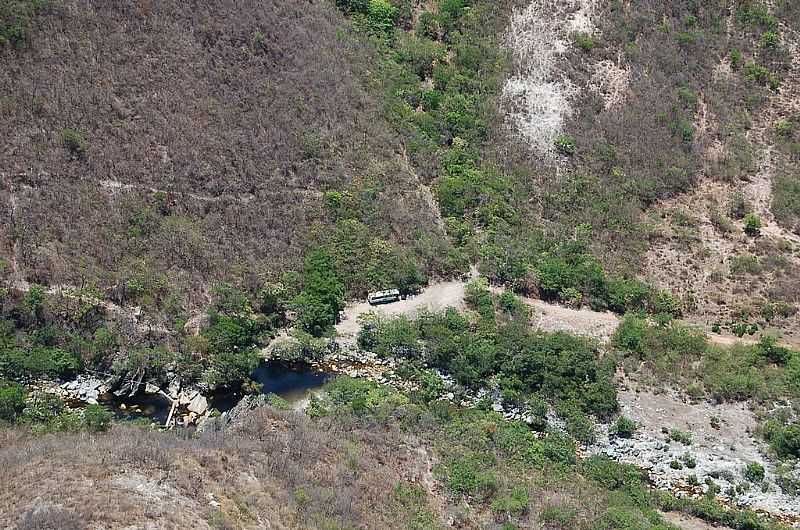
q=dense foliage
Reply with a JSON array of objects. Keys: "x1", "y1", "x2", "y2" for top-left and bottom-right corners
[
  {"x1": 308, "y1": 375, "x2": 789, "y2": 530},
  {"x1": 358, "y1": 280, "x2": 618, "y2": 417},
  {"x1": 613, "y1": 314, "x2": 800, "y2": 402}
]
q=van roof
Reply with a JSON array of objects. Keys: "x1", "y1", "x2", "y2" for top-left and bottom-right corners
[{"x1": 369, "y1": 289, "x2": 400, "y2": 297}]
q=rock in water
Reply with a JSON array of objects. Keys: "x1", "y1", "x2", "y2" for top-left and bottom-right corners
[{"x1": 187, "y1": 393, "x2": 209, "y2": 415}]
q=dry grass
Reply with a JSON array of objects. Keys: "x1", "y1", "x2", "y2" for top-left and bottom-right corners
[{"x1": 0, "y1": 407, "x2": 443, "y2": 529}]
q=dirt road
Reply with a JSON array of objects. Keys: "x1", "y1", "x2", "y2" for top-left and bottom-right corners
[
  {"x1": 335, "y1": 280, "x2": 622, "y2": 343},
  {"x1": 335, "y1": 280, "x2": 468, "y2": 341}
]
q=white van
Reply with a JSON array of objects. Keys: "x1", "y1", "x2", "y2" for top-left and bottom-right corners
[{"x1": 367, "y1": 289, "x2": 401, "y2": 305}]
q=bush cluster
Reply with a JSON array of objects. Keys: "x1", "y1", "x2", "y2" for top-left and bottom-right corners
[{"x1": 358, "y1": 281, "x2": 618, "y2": 417}]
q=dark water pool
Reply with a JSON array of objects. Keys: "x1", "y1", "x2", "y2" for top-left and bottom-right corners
[
  {"x1": 99, "y1": 392, "x2": 173, "y2": 424},
  {"x1": 211, "y1": 361, "x2": 332, "y2": 413},
  {"x1": 98, "y1": 361, "x2": 332, "y2": 424}
]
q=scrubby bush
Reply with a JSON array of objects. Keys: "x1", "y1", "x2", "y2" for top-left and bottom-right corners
[
  {"x1": 763, "y1": 418, "x2": 800, "y2": 459},
  {"x1": 491, "y1": 486, "x2": 529, "y2": 517},
  {"x1": 669, "y1": 428, "x2": 693, "y2": 445},
  {"x1": 0, "y1": 380, "x2": 26, "y2": 421},
  {"x1": 775, "y1": 120, "x2": 793, "y2": 138},
  {"x1": 0, "y1": 0, "x2": 48, "y2": 48},
  {"x1": 743, "y1": 213, "x2": 762, "y2": 236},
  {"x1": 554, "y1": 134, "x2": 577, "y2": 155},
  {"x1": 204, "y1": 348, "x2": 259, "y2": 388},
  {"x1": 582, "y1": 456, "x2": 644, "y2": 491},
  {"x1": 0, "y1": 346, "x2": 81, "y2": 379},
  {"x1": 542, "y1": 432, "x2": 577, "y2": 466},
  {"x1": 649, "y1": 290, "x2": 682, "y2": 317},
  {"x1": 573, "y1": 32, "x2": 595, "y2": 52},
  {"x1": 773, "y1": 173, "x2": 800, "y2": 229},
  {"x1": 613, "y1": 416, "x2": 637, "y2": 438},
  {"x1": 557, "y1": 401, "x2": 596, "y2": 444},
  {"x1": 444, "y1": 453, "x2": 498, "y2": 498},
  {"x1": 353, "y1": 0, "x2": 398, "y2": 39},
  {"x1": 607, "y1": 279, "x2": 651, "y2": 314},
  {"x1": 743, "y1": 462, "x2": 765, "y2": 483},
  {"x1": 83, "y1": 403, "x2": 112, "y2": 432},
  {"x1": 335, "y1": 0, "x2": 369, "y2": 14},
  {"x1": 357, "y1": 313, "x2": 421, "y2": 359},
  {"x1": 61, "y1": 128, "x2": 87, "y2": 158}
]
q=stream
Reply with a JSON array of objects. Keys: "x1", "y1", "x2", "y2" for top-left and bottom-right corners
[{"x1": 98, "y1": 361, "x2": 332, "y2": 424}]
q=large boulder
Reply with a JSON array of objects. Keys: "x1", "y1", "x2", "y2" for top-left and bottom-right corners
[{"x1": 187, "y1": 393, "x2": 209, "y2": 415}]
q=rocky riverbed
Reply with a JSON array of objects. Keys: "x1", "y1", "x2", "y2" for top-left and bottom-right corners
[{"x1": 590, "y1": 387, "x2": 800, "y2": 525}]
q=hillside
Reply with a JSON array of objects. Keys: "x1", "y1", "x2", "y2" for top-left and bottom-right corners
[
  {"x1": 1, "y1": 1, "x2": 800, "y2": 530},
  {"x1": 0, "y1": 0, "x2": 448, "y2": 309}
]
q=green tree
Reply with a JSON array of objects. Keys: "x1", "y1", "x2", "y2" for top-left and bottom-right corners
[{"x1": 293, "y1": 249, "x2": 345, "y2": 336}]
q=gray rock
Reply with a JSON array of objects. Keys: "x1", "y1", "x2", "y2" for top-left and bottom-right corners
[
  {"x1": 187, "y1": 393, "x2": 209, "y2": 415},
  {"x1": 167, "y1": 377, "x2": 181, "y2": 399}
]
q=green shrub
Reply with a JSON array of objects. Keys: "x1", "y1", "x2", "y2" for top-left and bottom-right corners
[
  {"x1": 542, "y1": 432, "x2": 577, "y2": 466},
  {"x1": 20, "y1": 392, "x2": 64, "y2": 424},
  {"x1": 763, "y1": 419, "x2": 800, "y2": 459},
  {"x1": 498, "y1": 291, "x2": 524, "y2": 316},
  {"x1": 594, "y1": 506, "x2": 650, "y2": 530},
  {"x1": 761, "y1": 31, "x2": 779, "y2": 48},
  {"x1": 357, "y1": 313, "x2": 421, "y2": 359},
  {"x1": 557, "y1": 401, "x2": 596, "y2": 444},
  {"x1": 573, "y1": 32, "x2": 595, "y2": 52},
  {"x1": 730, "y1": 254, "x2": 761, "y2": 275},
  {"x1": 743, "y1": 213, "x2": 762, "y2": 236},
  {"x1": 491, "y1": 487, "x2": 529, "y2": 517},
  {"x1": 773, "y1": 173, "x2": 800, "y2": 228},
  {"x1": 736, "y1": 3, "x2": 778, "y2": 30},
  {"x1": 445, "y1": 453, "x2": 498, "y2": 498},
  {"x1": 0, "y1": 346, "x2": 81, "y2": 379},
  {"x1": 755, "y1": 335, "x2": 791, "y2": 365},
  {"x1": 354, "y1": 0, "x2": 398, "y2": 39},
  {"x1": 539, "y1": 506, "x2": 577, "y2": 526},
  {"x1": 743, "y1": 462, "x2": 765, "y2": 483},
  {"x1": 0, "y1": 380, "x2": 26, "y2": 422},
  {"x1": 205, "y1": 348, "x2": 260, "y2": 388},
  {"x1": 730, "y1": 49, "x2": 743, "y2": 69},
  {"x1": 669, "y1": 428, "x2": 693, "y2": 445},
  {"x1": 83, "y1": 403, "x2": 112, "y2": 432},
  {"x1": 582, "y1": 456, "x2": 644, "y2": 490},
  {"x1": 0, "y1": 0, "x2": 48, "y2": 48},
  {"x1": 649, "y1": 290, "x2": 682, "y2": 317},
  {"x1": 607, "y1": 278, "x2": 651, "y2": 314},
  {"x1": 203, "y1": 314, "x2": 259, "y2": 355},
  {"x1": 394, "y1": 34, "x2": 446, "y2": 78},
  {"x1": 613, "y1": 416, "x2": 637, "y2": 438},
  {"x1": 61, "y1": 128, "x2": 87, "y2": 158},
  {"x1": 416, "y1": 11, "x2": 439, "y2": 39},
  {"x1": 554, "y1": 134, "x2": 577, "y2": 155},
  {"x1": 335, "y1": 0, "x2": 369, "y2": 14},
  {"x1": 775, "y1": 120, "x2": 793, "y2": 138}
]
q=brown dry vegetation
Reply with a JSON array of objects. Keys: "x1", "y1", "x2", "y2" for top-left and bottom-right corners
[
  {"x1": 0, "y1": 0, "x2": 446, "y2": 308},
  {"x1": 0, "y1": 408, "x2": 439, "y2": 529}
]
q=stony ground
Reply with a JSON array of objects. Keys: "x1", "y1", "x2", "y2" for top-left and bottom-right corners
[{"x1": 591, "y1": 385, "x2": 800, "y2": 524}]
